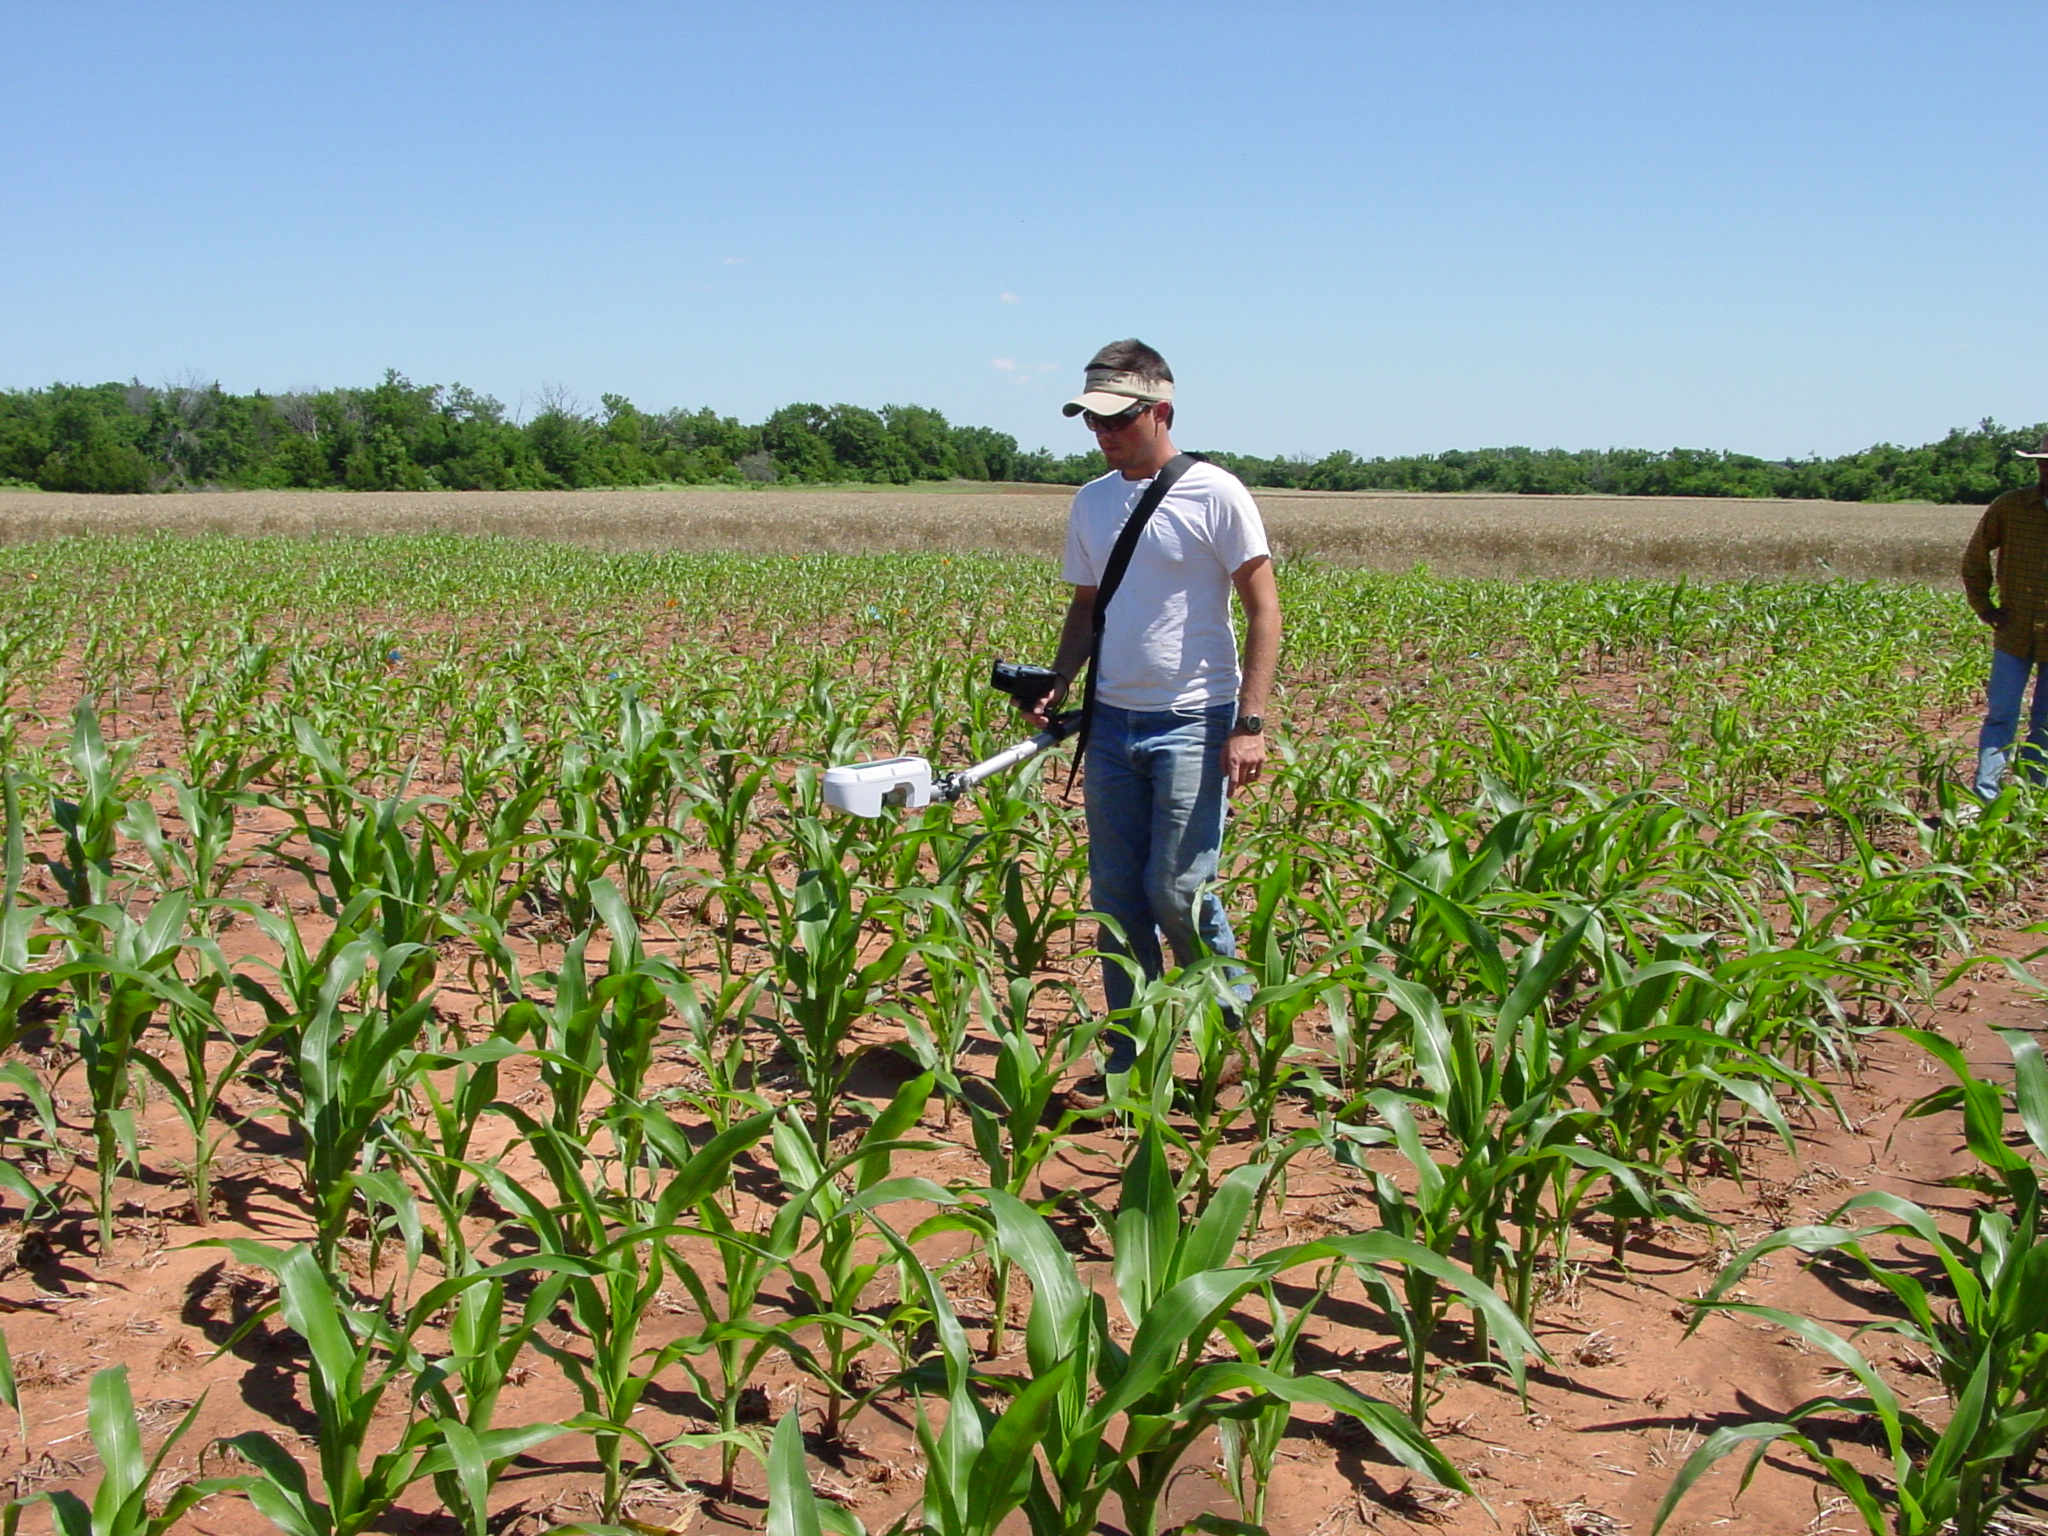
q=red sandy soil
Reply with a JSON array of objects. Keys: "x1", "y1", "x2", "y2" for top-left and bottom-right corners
[{"x1": 0, "y1": 680, "x2": 2040, "y2": 1536}]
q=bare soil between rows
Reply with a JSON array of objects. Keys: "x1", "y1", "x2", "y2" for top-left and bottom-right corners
[
  {"x1": 5, "y1": 923, "x2": 2041, "y2": 1536},
  {"x1": 1, "y1": 651, "x2": 2041, "y2": 1536}
]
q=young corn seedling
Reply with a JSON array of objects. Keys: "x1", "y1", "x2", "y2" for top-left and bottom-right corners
[
  {"x1": 2, "y1": 1366, "x2": 246, "y2": 1536},
  {"x1": 842, "y1": 1220, "x2": 1084, "y2": 1536},
  {"x1": 640, "y1": 1106, "x2": 857, "y2": 1501},
  {"x1": 43, "y1": 697, "x2": 139, "y2": 919},
  {"x1": 387, "y1": 1010, "x2": 527, "y2": 1271},
  {"x1": 955, "y1": 976, "x2": 1107, "y2": 1350},
  {"x1": 1656, "y1": 1026, "x2": 2048, "y2": 1536},
  {"x1": 209, "y1": 1242, "x2": 576, "y2": 1536},
  {"x1": 770, "y1": 1073, "x2": 952, "y2": 1437},
  {"x1": 583, "y1": 684, "x2": 692, "y2": 918},
  {"x1": 130, "y1": 930, "x2": 288, "y2": 1224},
  {"x1": 884, "y1": 887, "x2": 994, "y2": 1108},
  {"x1": 266, "y1": 930, "x2": 437, "y2": 1271},
  {"x1": 51, "y1": 893, "x2": 198, "y2": 1251},
  {"x1": 484, "y1": 1104, "x2": 776, "y2": 1516},
  {"x1": 276, "y1": 778, "x2": 462, "y2": 1008},
  {"x1": 1211, "y1": 1275, "x2": 1334, "y2": 1534},
  {"x1": 765, "y1": 834, "x2": 913, "y2": 1160},
  {"x1": 980, "y1": 1126, "x2": 1533, "y2": 1536}
]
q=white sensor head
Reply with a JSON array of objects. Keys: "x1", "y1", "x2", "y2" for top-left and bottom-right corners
[{"x1": 822, "y1": 755, "x2": 935, "y2": 817}]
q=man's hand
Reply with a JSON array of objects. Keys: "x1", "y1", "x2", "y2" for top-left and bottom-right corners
[
  {"x1": 1023, "y1": 675, "x2": 1069, "y2": 729},
  {"x1": 1986, "y1": 606, "x2": 2007, "y2": 626},
  {"x1": 1222, "y1": 727, "x2": 1266, "y2": 793}
]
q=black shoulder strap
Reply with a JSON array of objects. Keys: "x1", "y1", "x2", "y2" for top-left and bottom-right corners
[{"x1": 1069, "y1": 452, "x2": 1203, "y2": 779}]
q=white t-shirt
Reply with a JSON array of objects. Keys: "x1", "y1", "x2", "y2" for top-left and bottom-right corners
[{"x1": 1060, "y1": 459, "x2": 1270, "y2": 711}]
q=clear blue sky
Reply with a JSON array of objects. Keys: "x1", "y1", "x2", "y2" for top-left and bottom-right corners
[{"x1": 4, "y1": 2, "x2": 2042, "y2": 462}]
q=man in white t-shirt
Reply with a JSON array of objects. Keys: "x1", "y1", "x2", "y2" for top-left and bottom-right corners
[{"x1": 1022, "y1": 339, "x2": 1281, "y2": 1090}]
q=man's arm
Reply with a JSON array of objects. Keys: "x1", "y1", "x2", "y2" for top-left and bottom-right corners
[
  {"x1": 1223, "y1": 555, "x2": 1280, "y2": 792},
  {"x1": 1023, "y1": 585, "x2": 1096, "y2": 726},
  {"x1": 1962, "y1": 501, "x2": 2006, "y2": 625}
]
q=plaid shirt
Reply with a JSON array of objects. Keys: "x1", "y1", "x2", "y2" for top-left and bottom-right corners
[{"x1": 1962, "y1": 483, "x2": 2048, "y2": 663}]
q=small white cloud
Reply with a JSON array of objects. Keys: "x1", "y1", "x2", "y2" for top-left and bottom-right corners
[
  {"x1": 722, "y1": 256, "x2": 748, "y2": 266},
  {"x1": 997, "y1": 361, "x2": 1061, "y2": 386},
  {"x1": 999, "y1": 292, "x2": 1022, "y2": 304}
]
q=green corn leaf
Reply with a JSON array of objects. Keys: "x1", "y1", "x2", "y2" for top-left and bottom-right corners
[
  {"x1": 1114, "y1": 1126, "x2": 1181, "y2": 1326},
  {"x1": 274, "y1": 1247, "x2": 366, "y2": 1410},
  {"x1": 436, "y1": 1421, "x2": 491, "y2": 1536},
  {"x1": 1177, "y1": 1362, "x2": 1469, "y2": 1491},
  {"x1": 983, "y1": 1189, "x2": 1089, "y2": 1377},
  {"x1": 0, "y1": 1325, "x2": 17, "y2": 1420},
  {"x1": 1496, "y1": 912, "x2": 1589, "y2": 1036},
  {"x1": 765, "y1": 1409, "x2": 823, "y2": 1536},
  {"x1": 38, "y1": 1491, "x2": 93, "y2": 1536},
  {"x1": 1179, "y1": 1158, "x2": 1267, "y2": 1279},
  {"x1": 2000, "y1": 1027, "x2": 2048, "y2": 1160},
  {"x1": 962, "y1": 1356, "x2": 1073, "y2": 1536},
  {"x1": 647, "y1": 1108, "x2": 777, "y2": 1226},
  {"x1": 845, "y1": 1176, "x2": 956, "y2": 1214},
  {"x1": 221, "y1": 1430, "x2": 331, "y2": 1536},
  {"x1": 85, "y1": 1367, "x2": 147, "y2": 1531},
  {"x1": 1651, "y1": 1420, "x2": 1886, "y2": 1536},
  {"x1": 1095, "y1": 1266, "x2": 1263, "y2": 1420},
  {"x1": 856, "y1": 1070, "x2": 934, "y2": 1190},
  {"x1": 1695, "y1": 1304, "x2": 1912, "y2": 1456}
]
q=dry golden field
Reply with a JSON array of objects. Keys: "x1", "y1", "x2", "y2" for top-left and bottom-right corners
[{"x1": 0, "y1": 483, "x2": 1978, "y2": 580}]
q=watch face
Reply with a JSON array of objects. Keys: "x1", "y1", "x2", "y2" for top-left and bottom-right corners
[{"x1": 1238, "y1": 716, "x2": 1263, "y2": 735}]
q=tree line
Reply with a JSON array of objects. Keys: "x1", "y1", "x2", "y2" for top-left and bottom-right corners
[{"x1": 1, "y1": 372, "x2": 2040, "y2": 504}]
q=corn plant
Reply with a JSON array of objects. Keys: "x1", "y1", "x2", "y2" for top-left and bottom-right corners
[
  {"x1": 51, "y1": 894, "x2": 196, "y2": 1250},
  {"x1": 482, "y1": 1105, "x2": 775, "y2": 1516},
  {"x1": 765, "y1": 834, "x2": 912, "y2": 1159},
  {"x1": 2, "y1": 1366, "x2": 245, "y2": 1536},
  {"x1": 770, "y1": 1074, "x2": 950, "y2": 1436},
  {"x1": 885, "y1": 886, "x2": 994, "y2": 1104},
  {"x1": 210, "y1": 1242, "x2": 576, "y2": 1536},
  {"x1": 1339, "y1": 910, "x2": 1706, "y2": 1346},
  {"x1": 42, "y1": 697, "x2": 137, "y2": 916},
  {"x1": 1655, "y1": 1027, "x2": 2048, "y2": 1536},
  {"x1": 275, "y1": 779, "x2": 459, "y2": 1007},
  {"x1": 977, "y1": 1128, "x2": 1535, "y2": 1536},
  {"x1": 264, "y1": 930, "x2": 437, "y2": 1269},
  {"x1": 848, "y1": 1221, "x2": 1087, "y2": 1536},
  {"x1": 387, "y1": 1013, "x2": 525, "y2": 1269},
  {"x1": 130, "y1": 931, "x2": 284, "y2": 1223}
]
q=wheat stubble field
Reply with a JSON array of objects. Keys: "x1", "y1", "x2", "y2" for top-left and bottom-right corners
[{"x1": 0, "y1": 485, "x2": 1978, "y2": 581}]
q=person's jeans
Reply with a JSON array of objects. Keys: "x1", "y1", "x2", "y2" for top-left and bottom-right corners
[
  {"x1": 1084, "y1": 701, "x2": 1239, "y2": 1072},
  {"x1": 1975, "y1": 647, "x2": 2048, "y2": 801}
]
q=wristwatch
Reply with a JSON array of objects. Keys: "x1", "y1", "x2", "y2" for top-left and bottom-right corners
[{"x1": 1233, "y1": 715, "x2": 1264, "y2": 736}]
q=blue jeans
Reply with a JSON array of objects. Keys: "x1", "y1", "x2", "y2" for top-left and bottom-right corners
[
  {"x1": 1976, "y1": 647, "x2": 2048, "y2": 800},
  {"x1": 1084, "y1": 701, "x2": 1239, "y2": 1072}
]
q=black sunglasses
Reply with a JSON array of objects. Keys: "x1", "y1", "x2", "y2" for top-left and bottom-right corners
[{"x1": 1082, "y1": 401, "x2": 1152, "y2": 432}]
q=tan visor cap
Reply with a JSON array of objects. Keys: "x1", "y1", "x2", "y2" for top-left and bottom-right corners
[{"x1": 1061, "y1": 368, "x2": 1174, "y2": 417}]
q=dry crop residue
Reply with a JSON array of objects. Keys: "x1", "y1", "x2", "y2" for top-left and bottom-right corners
[{"x1": 0, "y1": 485, "x2": 1979, "y2": 580}]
